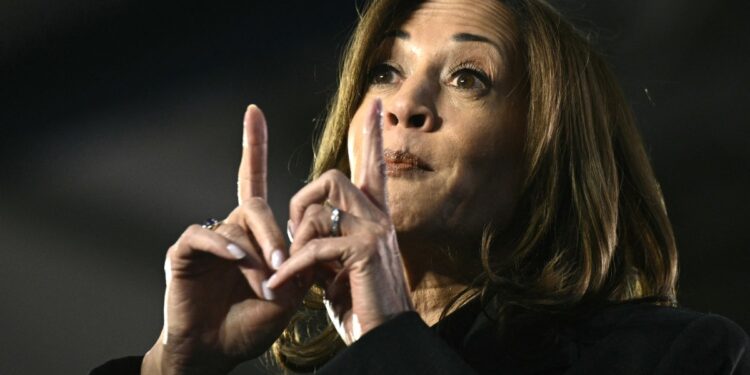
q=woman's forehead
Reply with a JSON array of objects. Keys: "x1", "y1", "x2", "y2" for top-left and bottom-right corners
[{"x1": 398, "y1": 0, "x2": 518, "y2": 52}]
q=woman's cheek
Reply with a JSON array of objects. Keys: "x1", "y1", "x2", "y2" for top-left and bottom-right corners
[
  {"x1": 440, "y1": 154, "x2": 509, "y2": 233},
  {"x1": 439, "y1": 168, "x2": 483, "y2": 230}
]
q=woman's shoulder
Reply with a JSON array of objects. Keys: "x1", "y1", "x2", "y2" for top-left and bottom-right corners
[
  {"x1": 570, "y1": 302, "x2": 750, "y2": 374},
  {"x1": 585, "y1": 302, "x2": 747, "y2": 343}
]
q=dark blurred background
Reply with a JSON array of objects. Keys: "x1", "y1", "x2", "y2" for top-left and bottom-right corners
[{"x1": 1, "y1": 0, "x2": 747, "y2": 373}]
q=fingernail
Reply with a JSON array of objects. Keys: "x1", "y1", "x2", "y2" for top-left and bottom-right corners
[
  {"x1": 262, "y1": 279, "x2": 275, "y2": 300},
  {"x1": 286, "y1": 220, "x2": 295, "y2": 243},
  {"x1": 226, "y1": 244, "x2": 246, "y2": 259},
  {"x1": 374, "y1": 98, "x2": 382, "y2": 118},
  {"x1": 365, "y1": 99, "x2": 383, "y2": 136},
  {"x1": 271, "y1": 249, "x2": 285, "y2": 270},
  {"x1": 267, "y1": 273, "x2": 278, "y2": 287},
  {"x1": 373, "y1": 98, "x2": 382, "y2": 123}
]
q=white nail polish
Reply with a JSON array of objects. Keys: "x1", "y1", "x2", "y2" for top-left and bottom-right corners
[
  {"x1": 286, "y1": 220, "x2": 295, "y2": 243},
  {"x1": 227, "y1": 244, "x2": 246, "y2": 259},
  {"x1": 271, "y1": 249, "x2": 284, "y2": 270},
  {"x1": 262, "y1": 280, "x2": 275, "y2": 300},
  {"x1": 163, "y1": 258, "x2": 172, "y2": 285}
]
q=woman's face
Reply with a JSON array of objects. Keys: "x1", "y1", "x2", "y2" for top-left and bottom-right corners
[{"x1": 348, "y1": 0, "x2": 525, "y2": 243}]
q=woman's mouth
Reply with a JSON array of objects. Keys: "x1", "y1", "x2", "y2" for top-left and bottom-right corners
[{"x1": 383, "y1": 149, "x2": 433, "y2": 176}]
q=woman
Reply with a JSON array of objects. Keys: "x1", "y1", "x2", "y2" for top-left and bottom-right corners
[{"x1": 93, "y1": 0, "x2": 749, "y2": 373}]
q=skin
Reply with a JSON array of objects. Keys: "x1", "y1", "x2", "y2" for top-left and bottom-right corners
[
  {"x1": 142, "y1": 106, "x2": 305, "y2": 374},
  {"x1": 347, "y1": 0, "x2": 525, "y2": 324},
  {"x1": 143, "y1": 0, "x2": 524, "y2": 373}
]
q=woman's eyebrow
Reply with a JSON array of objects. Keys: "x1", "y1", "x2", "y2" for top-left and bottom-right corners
[
  {"x1": 384, "y1": 29, "x2": 410, "y2": 40},
  {"x1": 452, "y1": 32, "x2": 503, "y2": 54}
]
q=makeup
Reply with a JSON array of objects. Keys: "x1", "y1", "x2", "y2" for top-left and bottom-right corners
[{"x1": 383, "y1": 149, "x2": 433, "y2": 176}]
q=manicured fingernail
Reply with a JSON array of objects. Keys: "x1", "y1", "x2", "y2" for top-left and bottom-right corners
[
  {"x1": 271, "y1": 249, "x2": 285, "y2": 270},
  {"x1": 262, "y1": 279, "x2": 275, "y2": 300},
  {"x1": 372, "y1": 99, "x2": 382, "y2": 125},
  {"x1": 286, "y1": 220, "x2": 295, "y2": 243},
  {"x1": 264, "y1": 273, "x2": 281, "y2": 289},
  {"x1": 374, "y1": 98, "x2": 382, "y2": 118},
  {"x1": 226, "y1": 244, "x2": 246, "y2": 259}
]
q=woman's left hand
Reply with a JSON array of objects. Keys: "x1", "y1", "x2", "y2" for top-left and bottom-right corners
[{"x1": 265, "y1": 99, "x2": 413, "y2": 344}]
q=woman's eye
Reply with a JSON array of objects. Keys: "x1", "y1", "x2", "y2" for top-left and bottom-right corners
[
  {"x1": 369, "y1": 64, "x2": 398, "y2": 85},
  {"x1": 449, "y1": 69, "x2": 489, "y2": 92}
]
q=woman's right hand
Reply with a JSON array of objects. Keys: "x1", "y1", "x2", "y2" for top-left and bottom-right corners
[{"x1": 142, "y1": 105, "x2": 302, "y2": 375}]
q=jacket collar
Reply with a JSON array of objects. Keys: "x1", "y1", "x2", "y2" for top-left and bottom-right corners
[{"x1": 432, "y1": 298, "x2": 578, "y2": 374}]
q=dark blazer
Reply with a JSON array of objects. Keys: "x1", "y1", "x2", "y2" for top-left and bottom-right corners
[{"x1": 92, "y1": 301, "x2": 750, "y2": 374}]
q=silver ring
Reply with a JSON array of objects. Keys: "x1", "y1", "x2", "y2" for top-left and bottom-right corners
[
  {"x1": 202, "y1": 218, "x2": 224, "y2": 231},
  {"x1": 330, "y1": 208, "x2": 342, "y2": 237}
]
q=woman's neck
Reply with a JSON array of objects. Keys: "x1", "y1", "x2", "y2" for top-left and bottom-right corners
[
  {"x1": 409, "y1": 278, "x2": 471, "y2": 326},
  {"x1": 399, "y1": 239, "x2": 480, "y2": 326}
]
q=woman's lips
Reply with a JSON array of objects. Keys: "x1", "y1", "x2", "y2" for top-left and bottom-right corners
[{"x1": 383, "y1": 149, "x2": 433, "y2": 175}]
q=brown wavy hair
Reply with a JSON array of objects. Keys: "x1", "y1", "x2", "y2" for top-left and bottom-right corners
[{"x1": 270, "y1": 0, "x2": 679, "y2": 371}]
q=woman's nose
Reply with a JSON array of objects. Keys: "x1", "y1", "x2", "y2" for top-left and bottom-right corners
[{"x1": 383, "y1": 78, "x2": 437, "y2": 131}]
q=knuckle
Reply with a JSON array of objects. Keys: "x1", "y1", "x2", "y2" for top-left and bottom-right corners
[
  {"x1": 360, "y1": 234, "x2": 383, "y2": 257},
  {"x1": 328, "y1": 169, "x2": 347, "y2": 182},
  {"x1": 323, "y1": 170, "x2": 347, "y2": 194},
  {"x1": 166, "y1": 244, "x2": 178, "y2": 259},
  {"x1": 321, "y1": 169, "x2": 341, "y2": 180},
  {"x1": 304, "y1": 204, "x2": 324, "y2": 218},
  {"x1": 183, "y1": 224, "x2": 202, "y2": 238},
  {"x1": 243, "y1": 197, "x2": 268, "y2": 212},
  {"x1": 364, "y1": 233, "x2": 380, "y2": 250},
  {"x1": 307, "y1": 238, "x2": 321, "y2": 251},
  {"x1": 290, "y1": 198, "x2": 303, "y2": 220},
  {"x1": 369, "y1": 223, "x2": 387, "y2": 238},
  {"x1": 289, "y1": 195, "x2": 301, "y2": 210},
  {"x1": 293, "y1": 238, "x2": 317, "y2": 257},
  {"x1": 352, "y1": 239, "x2": 381, "y2": 267},
  {"x1": 312, "y1": 217, "x2": 328, "y2": 236},
  {"x1": 216, "y1": 223, "x2": 243, "y2": 240},
  {"x1": 325, "y1": 172, "x2": 344, "y2": 190},
  {"x1": 227, "y1": 205, "x2": 243, "y2": 220}
]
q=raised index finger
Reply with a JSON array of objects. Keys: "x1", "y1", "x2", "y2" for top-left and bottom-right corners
[
  {"x1": 353, "y1": 99, "x2": 387, "y2": 211},
  {"x1": 238, "y1": 104, "x2": 268, "y2": 203}
]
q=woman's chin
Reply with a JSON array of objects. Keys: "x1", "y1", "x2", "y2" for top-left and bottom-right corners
[{"x1": 390, "y1": 209, "x2": 446, "y2": 245}]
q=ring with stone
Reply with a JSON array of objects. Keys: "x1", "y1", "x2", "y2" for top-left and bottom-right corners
[{"x1": 202, "y1": 218, "x2": 224, "y2": 231}]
